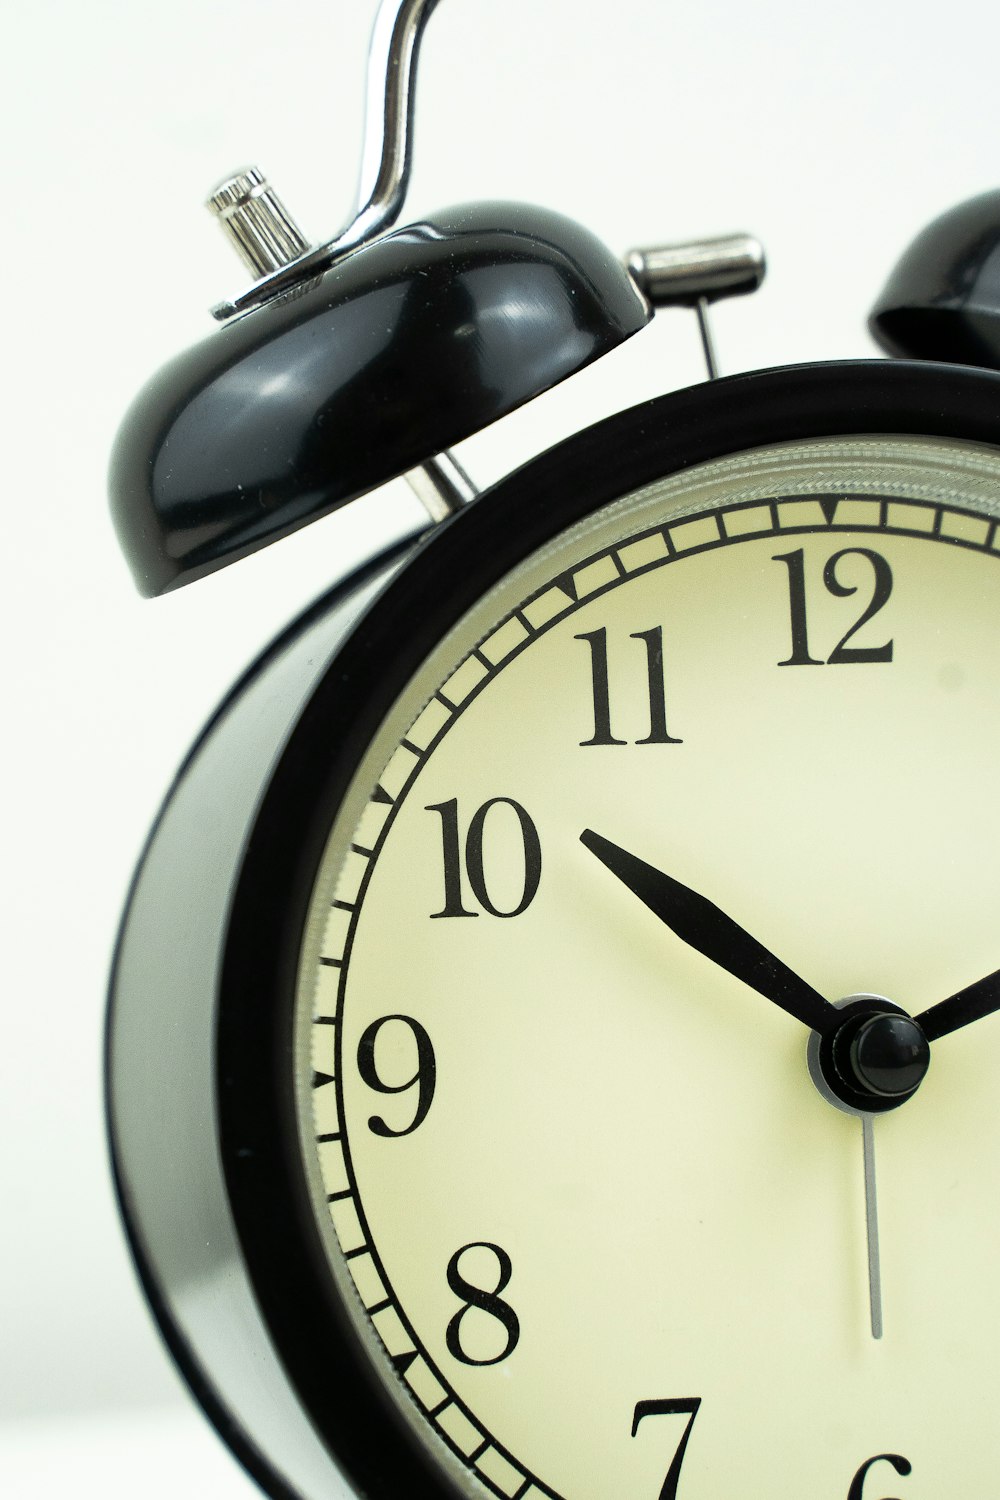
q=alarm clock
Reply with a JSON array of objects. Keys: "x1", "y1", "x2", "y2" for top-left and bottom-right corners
[{"x1": 106, "y1": 1, "x2": 1000, "y2": 1497}]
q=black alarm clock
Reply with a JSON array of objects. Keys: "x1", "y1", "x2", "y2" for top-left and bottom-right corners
[{"x1": 106, "y1": 2, "x2": 1000, "y2": 1497}]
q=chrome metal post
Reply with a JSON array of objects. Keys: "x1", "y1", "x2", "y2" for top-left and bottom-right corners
[
  {"x1": 626, "y1": 235, "x2": 766, "y2": 380},
  {"x1": 211, "y1": 0, "x2": 442, "y2": 321}
]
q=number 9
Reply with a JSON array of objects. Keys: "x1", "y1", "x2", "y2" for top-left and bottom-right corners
[{"x1": 357, "y1": 1014, "x2": 437, "y2": 1137}]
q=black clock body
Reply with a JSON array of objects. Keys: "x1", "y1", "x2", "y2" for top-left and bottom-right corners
[{"x1": 108, "y1": 359, "x2": 1000, "y2": 1500}]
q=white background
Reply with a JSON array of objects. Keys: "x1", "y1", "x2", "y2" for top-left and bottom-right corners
[{"x1": 3, "y1": 0, "x2": 1000, "y2": 1494}]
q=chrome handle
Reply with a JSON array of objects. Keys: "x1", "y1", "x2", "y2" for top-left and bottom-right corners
[{"x1": 343, "y1": 0, "x2": 442, "y2": 254}]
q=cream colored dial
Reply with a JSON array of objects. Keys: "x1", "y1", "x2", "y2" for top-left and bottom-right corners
[{"x1": 296, "y1": 436, "x2": 1000, "y2": 1500}]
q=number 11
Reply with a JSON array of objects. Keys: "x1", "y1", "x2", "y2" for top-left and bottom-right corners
[{"x1": 576, "y1": 626, "x2": 683, "y2": 746}]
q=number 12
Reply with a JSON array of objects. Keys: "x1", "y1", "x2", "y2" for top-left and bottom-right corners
[{"x1": 773, "y1": 547, "x2": 893, "y2": 666}]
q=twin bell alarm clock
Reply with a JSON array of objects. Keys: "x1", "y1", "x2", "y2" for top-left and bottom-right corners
[{"x1": 106, "y1": 1, "x2": 1000, "y2": 1497}]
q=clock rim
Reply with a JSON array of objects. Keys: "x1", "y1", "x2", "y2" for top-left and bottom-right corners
[
  {"x1": 119, "y1": 358, "x2": 1000, "y2": 1500},
  {"x1": 222, "y1": 357, "x2": 1000, "y2": 1500}
]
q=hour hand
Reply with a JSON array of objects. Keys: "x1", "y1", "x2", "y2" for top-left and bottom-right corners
[{"x1": 580, "y1": 829, "x2": 838, "y2": 1036}]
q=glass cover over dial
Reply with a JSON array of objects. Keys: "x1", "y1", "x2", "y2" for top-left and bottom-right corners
[{"x1": 294, "y1": 435, "x2": 1000, "y2": 1500}]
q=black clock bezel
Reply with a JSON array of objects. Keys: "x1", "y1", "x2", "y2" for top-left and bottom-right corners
[{"x1": 137, "y1": 359, "x2": 1000, "y2": 1500}]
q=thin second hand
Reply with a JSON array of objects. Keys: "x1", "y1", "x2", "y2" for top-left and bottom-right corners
[{"x1": 862, "y1": 1114, "x2": 883, "y2": 1340}]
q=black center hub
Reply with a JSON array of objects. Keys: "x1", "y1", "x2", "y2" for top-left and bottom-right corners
[{"x1": 813, "y1": 996, "x2": 931, "y2": 1114}]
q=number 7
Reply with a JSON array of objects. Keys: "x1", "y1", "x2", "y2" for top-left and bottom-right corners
[{"x1": 631, "y1": 1397, "x2": 702, "y2": 1500}]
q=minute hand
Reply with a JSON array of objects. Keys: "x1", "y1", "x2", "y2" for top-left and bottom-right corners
[
  {"x1": 580, "y1": 829, "x2": 839, "y2": 1037},
  {"x1": 915, "y1": 967, "x2": 1000, "y2": 1043}
]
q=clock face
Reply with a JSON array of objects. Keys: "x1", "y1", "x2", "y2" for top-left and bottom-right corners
[{"x1": 293, "y1": 433, "x2": 1000, "y2": 1500}]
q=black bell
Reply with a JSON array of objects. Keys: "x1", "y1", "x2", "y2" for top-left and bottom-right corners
[
  {"x1": 870, "y1": 190, "x2": 1000, "y2": 371},
  {"x1": 109, "y1": 201, "x2": 650, "y2": 597}
]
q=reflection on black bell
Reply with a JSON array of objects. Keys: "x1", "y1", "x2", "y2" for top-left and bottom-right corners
[{"x1": 870, "y1": 190, "x2": 1000, "y2": 370}]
